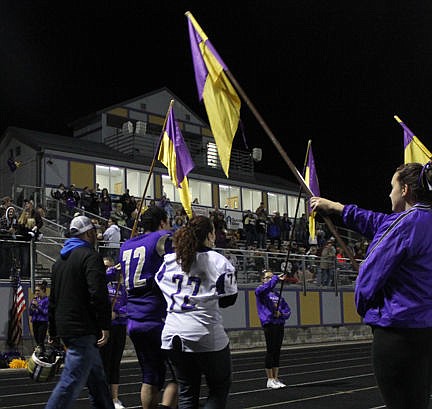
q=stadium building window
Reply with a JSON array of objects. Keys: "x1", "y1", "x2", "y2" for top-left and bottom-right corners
[
  {"x1": 126, "y1": 169, "x2": 154, "y2": 198},
  {"x1": 268, "y1": 192, "x2": 288, "y2": 215},
  {"x1": 287, "y1": 195, "x2": 306, "y2": 218},
  {"x1": 219, "y1": 184, "x2": 240, "y2": 209},
  {"x1": 242, "y1": 188, "x2": 262, "y2": 212},
  {"x1": 189, "y1": 179, "x2": 212, "y2": 206},
  {"x1": 162, "y1": 174, "x2": 179, "y2": 202},
  {"x1": 96, "y1": 165, "x2": 125, "y2": 195}
]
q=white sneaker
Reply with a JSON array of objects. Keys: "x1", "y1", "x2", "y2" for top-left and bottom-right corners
[
  {"x1": 266, "y1": 379, "x2": 281, "y2": 389},
  {"x1": 113, "y1": 399, "x2": 126, "y2": 409},
  {"x1": 274, "y1": 379, "x2": 286, "y2": 388}
]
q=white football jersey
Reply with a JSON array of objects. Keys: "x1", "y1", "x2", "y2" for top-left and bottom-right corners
[{"x1": 156, "y1": 249, "x2": 237, "y2": 352}]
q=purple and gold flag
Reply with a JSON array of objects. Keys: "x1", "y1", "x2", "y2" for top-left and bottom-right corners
[
  {"x1": 186, "y1": 11, "x2": 240, "y2": 177},
  {"x1": 394, "y1": 115, "x2": 432, "y2": 164},
  {"x1": 158, "y1": 102, "x2": 195, "y2": 218},
  {"x1": 304, "y1": 145, "x2": 320, "y2": 241}
]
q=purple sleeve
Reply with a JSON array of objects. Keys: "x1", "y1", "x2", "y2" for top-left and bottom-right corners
[
  {"x1": 342, "y1": 204, "x2": 388, "y2": 240},
  {"x1": 355, "y1": 213, "x2": 410, "y2": 316},
  {"x1": 254, "y1": 275, "x2": 278, "y2": 297}
]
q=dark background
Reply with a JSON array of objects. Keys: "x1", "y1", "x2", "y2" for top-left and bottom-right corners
[{"x1": 1, "y1": 1, "x2": 432, "y2": 212}]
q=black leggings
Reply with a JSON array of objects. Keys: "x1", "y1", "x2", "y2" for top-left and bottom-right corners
[
  {"x1": 263, "y1": 324, "x2": 284, "y2": 369},
  {"x1": 100, "y1": 324, "x2": 127, "y2": 384},
  {"x1": 372, "y1": 326, "x2": 432, "y2": 409},
  {"x1": 32, "y1": 321, "x2": 48, "y2": 348}
]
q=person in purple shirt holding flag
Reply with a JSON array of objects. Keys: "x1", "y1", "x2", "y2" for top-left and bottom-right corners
[
  {"x1": 119, "y1": 207, "x2": 177, "y2": 409},
  {"x1": 255, "y1": 269, "x2": 291, "y2": 389},
  {"x1": 310, "y1": 162, "x2": 432, "y2": 409}
]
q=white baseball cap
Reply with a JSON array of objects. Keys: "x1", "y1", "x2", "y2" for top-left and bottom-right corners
[{"x1": 69, "y1": 216, "x2": 94, "y2": 236}]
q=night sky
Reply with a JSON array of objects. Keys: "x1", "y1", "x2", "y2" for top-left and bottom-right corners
[{"x1": 1, "y1": 1, "x2": 432, "y2": 212}]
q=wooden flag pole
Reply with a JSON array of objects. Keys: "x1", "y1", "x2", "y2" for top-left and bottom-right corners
[
  {"x1": 130, "y1": 100, "x2": 174, "y2": 238},
  {"x1": 225, "y1": 70, "x2": 358, "y2": 270},
  {"x1": 275, "y1": 139, "x2": 312, "y2": 311}
]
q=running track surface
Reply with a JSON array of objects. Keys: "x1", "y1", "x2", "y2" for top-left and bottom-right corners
[{"x1": 1, "y1": 341, "x2": 424, "y2": 409}]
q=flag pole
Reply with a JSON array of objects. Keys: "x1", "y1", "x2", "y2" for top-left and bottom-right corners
[
  {"x1": 224, "y1": 69, "x2": 358, "y2": 270},
  {"x1": 275, "y1": 139, "x2": 312, "y2": 311},
  {"x1": 130, "y1": 100, "x2": 174, "y2": 238}
]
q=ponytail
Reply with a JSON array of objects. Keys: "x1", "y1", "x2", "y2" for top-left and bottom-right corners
[{"x1": 173, "y1": 216, "x2": 214, "y2": 273}]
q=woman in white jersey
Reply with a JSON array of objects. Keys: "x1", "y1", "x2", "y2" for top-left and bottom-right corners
[{"x1": 156, "y1": 216, "x2": 238, "y2": 409}]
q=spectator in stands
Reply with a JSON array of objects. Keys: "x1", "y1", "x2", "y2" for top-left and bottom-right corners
[
  {"x1": 120, "y1": 189, "x2": 130, "y2": 204},
  {"x1": 29, "y1": 280, "x2": 49, "y2": 353},
  {"x1": 69, "y1": 184, "x2": 81, "y2": 207},
  {"x1": 306, "y1": 244, "x2": 318, "y2": 281},
  {"x1": 111, "y1": 203, "x2": 128, "y2": 240},
  {"x1": 100, "y1": 258, "x2": 128, "y2": 409},
  {"x1": 99, "y1": 194, "x2": 112, "y2": 219},
  {"x1": 243, "y1": 210, "x2": 256, "y2": 247},
  {"x1": 36, "y1": 204, "x2": 46, "y2": 219},
  {"x1": 51, "y1": 183, "x2": 66, "y2": 201},
  {"x1": 0, "y1": 196, "x2": 13, "y2": 218},
  {"x1": 80, "y1": 186, "x2": 93, "y2": 212},
  {"x1": 148, "y1": 199, "x2": 156, "y2": 208},
  {"x1": 267, "y1": 213, "x2": 282, "y2": 250},
  {"x1": 121, "y1": 195, "x2": 136, "y2": 224},
  {"x1": 64, "y1": 185, "x2": 79, "y2": 216},
  {"x1": 0, "y1": 205, "x2": 18, "y2": 234},
  {"x1": 255, "y1": 214, "x2": 267, "y2": 249},
  {"x1": 0, "y1": 206, "x2": 18, "y2": 278},
  {"x1": 23, "y1": 199, "x2": 43, "y2": 231},
  {"x1": 295, "y1": 214, "x2": 308, "y2": 248},
  {"x1": 255, "y1": 202, "x2": 268, "y2": 219},
  {"x1": 102, "y1": 218, "x2": 121, "y2": 262},
  {"x1": 317, "y1": 240, "x2": 336, "y2": 287},
  {"x1": 88, "y1": 188, "x2": 100, "y2": 216},
  {"x1": 164, "y1": 198, "x2": 175, "y2": 223},
  {"x1": 214, "y1": 212, "x2": 228, "y2": 248},
  {"x1": 16, "y1": 209, "x2": 40, "y2": 277},
  {"x1": 280, "y1": 213, "x2": 292, "y2": 242},
  {"x1": 255, "y1": 269, "x2": 291, "y2": 389},
  {"x1": 172, "y1": 215, "x2": 185, "y2": 232}
]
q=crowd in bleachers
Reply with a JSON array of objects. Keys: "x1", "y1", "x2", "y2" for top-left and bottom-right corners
[{"x1": 1, "y1": 186, "x2": 368, "y2": 286}]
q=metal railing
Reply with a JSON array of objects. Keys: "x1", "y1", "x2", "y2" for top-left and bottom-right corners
[
  {"x1": 103, "y1": 130, "x2": 254, "y2": 176},
  {"x1": 0, "y1": 236, "x2": 359, "y2": 294}
]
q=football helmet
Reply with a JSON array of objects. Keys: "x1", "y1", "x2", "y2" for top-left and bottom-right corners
[{"x1": 27, "y1": 345, "x2": 63, "y2": 382}]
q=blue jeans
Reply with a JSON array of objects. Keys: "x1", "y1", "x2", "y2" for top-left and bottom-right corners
[
  {"x1": 45, "y1": 334, "x2": 114, "y2": 409},
  {"x1": 318, "y1": 268, "x2": 332, "y2": 286},
  {"x1": 168, "y1": 344, "x2": 232, "y2": 409}
]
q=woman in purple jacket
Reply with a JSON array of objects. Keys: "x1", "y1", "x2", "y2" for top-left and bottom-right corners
[
  {"x1": 310, "y1": 162, "x2": 432, "y2": 409},
  {"x1": 29, "y1": 280, "x2": 49, "y2": 352},
  {"x1": 255, "y1": 269, "x2": 291, "y2": 389}
]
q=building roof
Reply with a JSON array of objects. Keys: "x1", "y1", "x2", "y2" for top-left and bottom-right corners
[
  {"x1": 68, "y1": 86, "x2": 207, "y2": 130},
  {"x1": 1, "y1": 126, "x2": 301, "y2": 194},
  {"x1": 2, "y1": 126, "x2": 132, "y2": 162}
]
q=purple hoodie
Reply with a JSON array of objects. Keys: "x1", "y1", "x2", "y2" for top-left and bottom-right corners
[{"x1": 255, "y1": 275, "x2": 291, "y2": 326}]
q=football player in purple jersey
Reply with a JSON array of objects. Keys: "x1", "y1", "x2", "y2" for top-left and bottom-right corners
[{"x1": 119, "y1": 207, "x2": 177, "y2": 409}]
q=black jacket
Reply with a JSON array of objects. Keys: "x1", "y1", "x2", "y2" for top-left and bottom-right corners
[{"x1": 49, "y1": 245, "x2": 111, "y2": 338}]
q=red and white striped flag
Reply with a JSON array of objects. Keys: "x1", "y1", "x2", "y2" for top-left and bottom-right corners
[{"x1": 8, "y1": 280, "x2": 26, "y2": 347}]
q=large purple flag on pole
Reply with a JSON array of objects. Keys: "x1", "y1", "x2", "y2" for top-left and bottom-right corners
[
  {"x1": 186, "y1": 11, "x2": 240, "y2": 177},
  {"x1": 158, "y1": 102, "x2": 195, "y2": 218},
  {"x1": 304, "y1": 145, "x2": 320, "y2": 241}
]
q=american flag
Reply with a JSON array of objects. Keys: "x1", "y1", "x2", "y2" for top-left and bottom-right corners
[{"x1": 7, "y1": 279, "x2": 26, "y2": 347}]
